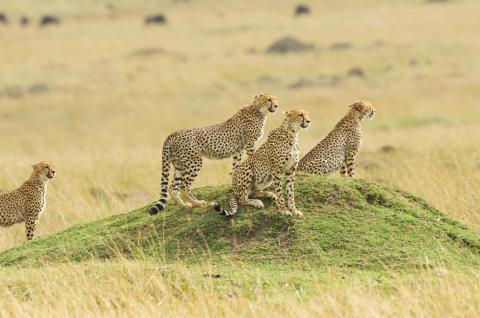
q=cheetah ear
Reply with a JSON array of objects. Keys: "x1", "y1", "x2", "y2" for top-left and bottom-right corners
[
  {"x1": 31, "y1": 162, "x2": 43, "y2": 170},
  {"x1": 349, "y1": 102, "x2": 362, "y2": 111}
]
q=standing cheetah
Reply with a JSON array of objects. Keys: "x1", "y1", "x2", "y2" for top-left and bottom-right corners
[
  {"x1": 149, "y1": 94, "x2": 279, "y2": 214},
  {"x1": 298, "y1": 100, "x2": 375, "y2": 177},
  {"x1": 214, "y1": 110, "x2": 311, "y2": 217},
  {"x1": 0, "y1": 161, "x2": 56, "y2": 240}
]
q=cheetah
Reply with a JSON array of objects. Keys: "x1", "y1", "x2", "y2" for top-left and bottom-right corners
[
  {"x1": 0, "y1": 161, "x2": 56, "y2": 240},
  {"x1": 298, "y1": 100, "x2": 375, "y2": 177},
  {"x1": 214, "y1": 109, "x2": 311, "y2": 217},
  {"x1": 149, "y1": 94, "x2": 279, "y2": 214}
]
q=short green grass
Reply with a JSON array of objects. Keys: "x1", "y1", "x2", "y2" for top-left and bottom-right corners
[{"x1": 1, "y1": 174, "x2": 479, "y2": 270}]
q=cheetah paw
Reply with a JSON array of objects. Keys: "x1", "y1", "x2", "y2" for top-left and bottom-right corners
[
  {"x1": 250, "y1": 200, "x2": 264, "y2": 209},
  {"x1": 192, "y1": 200, "x2": 208, "y2": 207},
  {"x1": 265, "y1": 192, "x2": 277, "y2": 200},
  {"x1": 280, "y1": 209, "x2": 293, "y2": 216},
  {"x1": 292, "y1": 210, "x2": 304, "y2": 218},
  {"x1": 180, "y1": 202, "x2": 193, "y2": 209}
]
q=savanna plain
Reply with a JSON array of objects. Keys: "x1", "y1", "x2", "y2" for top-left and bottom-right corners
[{"x1": 0, "y1": 0, "x2": 480, "y2": 317}]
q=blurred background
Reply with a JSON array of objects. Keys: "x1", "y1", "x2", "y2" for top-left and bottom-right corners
[{"x1": 0, "y1": 0, "x2": 479, "y2": 248}]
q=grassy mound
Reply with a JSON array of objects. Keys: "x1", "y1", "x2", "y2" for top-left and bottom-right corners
[{"x1": 0, "y1": 174, "x2": 479, "y2": 269}]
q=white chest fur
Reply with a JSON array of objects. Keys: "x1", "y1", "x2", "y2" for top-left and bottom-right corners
[
  {"x1": 38, "y1": 184, "x2": 47, "y2": 217},
  {"x1": 284, "y1": 136, "x2": 299, "y2": 171},
  {"x1": 284, "y1": 149, "x2": 298, "y2": 170},
  {"x1": 258, "y1": 117, "x2": 267, "y2": 140}
]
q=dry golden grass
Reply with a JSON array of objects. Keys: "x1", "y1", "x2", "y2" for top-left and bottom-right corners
[
  {"x1": 0, "y1": 0, "x2": 479, "y2": 316},
  {"x1": 1, "y1": 260, "x2": 480, "y2": 317}
]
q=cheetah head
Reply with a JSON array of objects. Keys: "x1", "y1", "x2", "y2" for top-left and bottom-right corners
[
  {"x1": 32, "y1": 161, "x2": 56, "y2": 182},
  {"x1": 284, "y1": 109, "x2": 311, "y2": 130},
  {"x1": 252, "y1": 94, "x2": 279, "y2": 115},
  {"x1": 349, "y1": 100, "x2": 376, "y2": 120}
]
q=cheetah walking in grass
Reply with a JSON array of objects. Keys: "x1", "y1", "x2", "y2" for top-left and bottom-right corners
[
  {"x1": 0, "y1": 162, "x2": 56, "y2": 240},
  {"x1": 298, "y1": 100, "x2": 375, "y2": 177},
  {"x1": 149, "y1": 94, "x2": 279, "y2": 214},
  {"x1": 214, "y1": 110, "x2": 311, "y2": 217}
]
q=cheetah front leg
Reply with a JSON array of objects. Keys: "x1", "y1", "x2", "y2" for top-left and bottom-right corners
[
  {"x1": 180, "y1": 158, "x2": 208, "y2": 207},
  {"x1": 285, "y1": 171, "x2": 303, "y2": 217},
  {"x1": 244, "y1": 132, "x2": 258, "y2": 157},
  {"x1": 230, "y1": 151, "x2": 243, "y2": 175},
  {"x1": 272, "y1": 171, "x2": 290, "y2": 216},
  {"x1": 25, "y1": 215, "x2": 38, "y2": 240},
  {"x1": 169, "y1": 168, "x2": 192, "y2": 209},
  {"x1": 340, "y1": 163, "x2": 347, "y2": 176},
  {"x1": 345, "y1": 151, "x2": 357, "y2": 177}
]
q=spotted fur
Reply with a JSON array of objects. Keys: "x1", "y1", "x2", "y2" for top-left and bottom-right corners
[
  {"x1": 298, "y1": 100, "x2": 375, "y2": 177},
  {"x1": 214, "y1": 110, "x2": 311, "y2": 217},
  {"x1": 149, "y1": 94, "x2": 279, "y2": 214},
  {"x1": 0, "y1": 161, "x2": 56, "y2": 240}
]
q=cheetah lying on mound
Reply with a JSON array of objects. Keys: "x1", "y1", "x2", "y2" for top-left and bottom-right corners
[
  {"x1": 0, "y1": 161, "x2": 56, "y2": 240},
  {"x1": 214, "y1": 110, "x2": 311, "y2": 217},
  {"x1": 149, "y1": 94, "x2": 279, "y2": 214},
  {"x1": 298, "y1": 100, "x2": 375, "y2": 177}
]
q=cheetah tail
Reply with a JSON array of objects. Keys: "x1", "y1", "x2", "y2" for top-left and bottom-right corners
[
  {"x1": 149, "y1": 141, "x2": 171, "y2": 215},
  {"x1": 213, "y1": 196, "x2": 239, "y2": 217}
]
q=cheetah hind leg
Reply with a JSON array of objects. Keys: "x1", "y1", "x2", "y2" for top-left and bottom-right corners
[
  {"x1": 169, "y1": 188, "x2": 192, "y2": 209},
  {"x1": 179, "y1": 160, "x2": 208, "y2": 207},
  {"x1": 169, "y1": 169, "x2": 192, "y2": 209},
  {"x1": 180, "y1": 189, "x2": 208, "y2": 207}
]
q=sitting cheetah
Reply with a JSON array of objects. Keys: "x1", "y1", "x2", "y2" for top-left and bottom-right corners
[
  {"x1": 214, "y1": 110, "x2": 311, "y2": 217},
  {"x1": 149, "y1": 94, "x2": 279, "y2": 214},
  {"x1": 0, "y1": 161, "x2": 56, "y2": 240},
  {"x1": 298, "y1": 100, "x2": 375, "y2": 177}
]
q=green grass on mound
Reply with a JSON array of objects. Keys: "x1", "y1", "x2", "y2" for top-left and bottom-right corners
[{"x1": 0, "y1": 174, "x2": 479, "y2": 270}]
